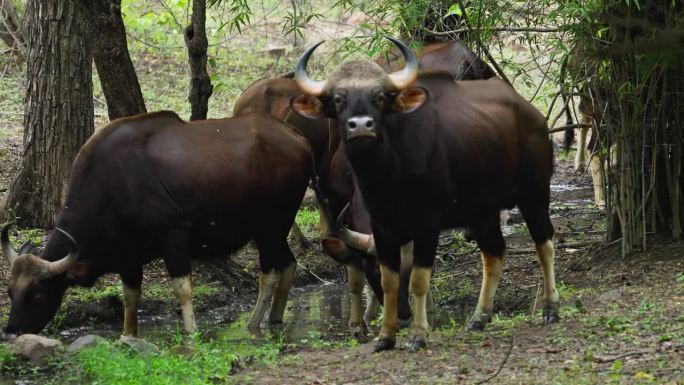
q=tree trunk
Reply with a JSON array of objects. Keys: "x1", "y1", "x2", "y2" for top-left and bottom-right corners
[
  {"x1": 0, "y1": 0, "x2": 27, "y2": 55},
  {"x1": 1, "y1": 0, "x2": 94, "y2": 228},
  {"x1": 80, "y1": 0, "x2": 146, "y2": 120},
  {"x1": 185, "y1": 0, "x2": 212, "y2": 121}
]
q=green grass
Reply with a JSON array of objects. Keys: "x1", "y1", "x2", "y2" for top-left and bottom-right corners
[
  {"x1": 295, "y1": 207, "x2": 320, "y2": 232},
  {"x1": 53, "y1": 334, "x2": 282, "y2": 385},
  {"x1": 65, "y1": 281, "x2": 221, "y2": 303},
  {"x1": 0, "y1": 343, "x2": 16, "y2": 371}
]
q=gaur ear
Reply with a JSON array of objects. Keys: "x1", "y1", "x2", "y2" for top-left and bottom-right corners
[
  {"x1": 67, "y1": 261, "x2": 91, "y2": 280},
  {"x1": 392, "y1": 87, "x2": 428, "y2": 114},
  {"x1": 291, "y1": 94, "x2": 326, "y2": 119}
]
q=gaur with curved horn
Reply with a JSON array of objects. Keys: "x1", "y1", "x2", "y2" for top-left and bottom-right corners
[
  {"x1": 292, "y1": 35, "x2": 559, "y2": 353},
  {"x1": 3, "y1": 111, "x2": 311, "y2": 337}
]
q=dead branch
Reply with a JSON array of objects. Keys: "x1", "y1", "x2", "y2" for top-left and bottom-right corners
[
  {"x1": 507, "y1": 241, "x2": 598, "y2": 255},
  {"x1": 593, "y1": 349, "x2": 652, "y2": 363},
  {"x1": 455, "y1": 0, "x2": 512, "y2": 87},
  {"x1": 548, "y1": 123, "x2": 595, "y2": 134},
  {"x1": 376, "y1": 368, "x2": 401, "y2": 385},
  {"x1": 425, "y1": 26, "x2": 563, "y2": 36},
  {"x1": 474, "y1": 334, "x2": 515, "y2": 384},
  {"x1": 297, "y1": 262, "x2": 333, "y2": 285}
]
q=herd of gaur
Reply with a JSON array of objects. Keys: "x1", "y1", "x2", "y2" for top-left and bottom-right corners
[{"x1": 2, "y1": 37, "x2": 571, "y2": 353}]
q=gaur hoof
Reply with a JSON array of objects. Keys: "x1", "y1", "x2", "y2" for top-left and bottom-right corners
[
  {"x1": 373, "y1": 338, "x2": 396, "y2": 353},
  {"x1": 398, "y1": 317, "x2": 412, "y2": 329},
  {"x1": 350, "y1": 324, "x2": 369, "y2": 342},
  {"x1": 405, "y1": 337, "x2": 427, "y2": 352},
  {"x1": 466, "y1": 312, "x2": 491, "y2": 331},
  {"x1": 543, "y1": 305, "x2": 560, "y2": 325}
]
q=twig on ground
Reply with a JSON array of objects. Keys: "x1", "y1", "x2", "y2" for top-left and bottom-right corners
[
  {"x1": 340, "y1": 374, "x2": 377, "y2": 384},
  {"x1": 474, "y1": 334, "x2": 515, "y2": 384},
  {"x1": 297, "y1": 262, "x2": 333, "y2": 285},
  {"x1": 508, "y1": 241, "x2": 598, "y2": 255},
  {"x1": 593, "y1": 349, "x2": 652, "y2": 363},
  {"x1": 376, "y1": 368, "x2": 401, "y2": 385}
]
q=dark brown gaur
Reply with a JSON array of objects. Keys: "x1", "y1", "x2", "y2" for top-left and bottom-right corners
[
  {"x1": 291, "y1": 36, "x2": 559, "y2": 352},
  {"x1": 235, "y1": 40, "x2": 497, "y2": 339},
  {"x1": 2, "y1": 111, "x2": 311, "y2": 337}
]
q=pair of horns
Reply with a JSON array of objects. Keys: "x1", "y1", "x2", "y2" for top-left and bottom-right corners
[
  {"x1": 1, "y1": 223, "x2": 79, "y2": 277},
  {"x1": 295, "y1": 36, "x2": 419, "y2": 96}
]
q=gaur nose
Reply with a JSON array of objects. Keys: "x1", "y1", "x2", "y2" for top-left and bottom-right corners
[{"x1": 346, "y1": 116, "x2": 376, "y2": 139}]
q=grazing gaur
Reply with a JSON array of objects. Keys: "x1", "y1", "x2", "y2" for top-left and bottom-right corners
[
  {"x1": 2, "y1": 111, "x2": 311, "y2": 336},
  {"x1": 291, "y1": 37, "x2": 559, "y2": 352}
]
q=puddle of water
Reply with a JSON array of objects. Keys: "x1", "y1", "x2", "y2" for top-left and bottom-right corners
[{"x1": 57, "y1": 283, "x2": 468, "y2": 347}]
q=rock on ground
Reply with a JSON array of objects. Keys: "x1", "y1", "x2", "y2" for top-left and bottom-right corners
[
  {"x1": 119, "y1": 335, "x2": 160, "y2": 355},
  {"x1": 12, "y1": 334, "x2": 63, "y2": 364},
  {"x1": 67, "y1": 334, "x2": 105, "y2": 353}
]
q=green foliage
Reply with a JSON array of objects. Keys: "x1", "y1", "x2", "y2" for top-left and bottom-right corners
[
  {"x1": 15, "y1": 228, "x2": 45, "y2": 246},
  {"x1": 295, "y1": 208, "x2": 319, "y2": 232},
  {"x1": 0, "y1": 343, "x2": 16, "y2": 371},
  {"x1": 61, "y1": 335, "x2": 281, "y2": 385}
]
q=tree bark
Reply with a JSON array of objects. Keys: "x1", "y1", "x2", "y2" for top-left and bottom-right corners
[
  {"x1": 0, "y1": 0, "x2": 27, "y2": 55},
  {"x1": 1, "y1": 0, "x2": 94, "y2": 228},
  {"x1": 185, "y1": 0, "x2": 212, "y2": 121},
  {"x1": 80, "y1": 0, "x2": 146, "y2": 120}
]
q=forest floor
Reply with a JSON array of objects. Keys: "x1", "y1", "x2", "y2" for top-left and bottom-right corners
[
  {"x1": 0, "y1": 129, "x2": 682, "y2": 384},
  {"x1": 0, "y1": 5, "x2": 683, "y2": 383}
]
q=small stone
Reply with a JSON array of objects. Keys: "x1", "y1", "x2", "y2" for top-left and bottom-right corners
[
  {"x1": 596, "y1": 288, "x2": 623, "y2": 303},
  {"x1": 67, "y1": 335, "x2": 105, "y2": 353},
  {"x1": 12, "y1": 334, "x2": 63, "y2": 364},
  {"x1": 119, "y1": 335, "x2": 160, "y2": 355}
]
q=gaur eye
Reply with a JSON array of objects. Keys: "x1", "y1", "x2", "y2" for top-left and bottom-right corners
[
  {"x1": 374, "y1": 93, "x2": 385, "y2": 105},
  {"x1": 334, "y1": 95, "x2": 343, "y2": 104}
]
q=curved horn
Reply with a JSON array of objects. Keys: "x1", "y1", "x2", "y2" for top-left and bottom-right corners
[
  {"x1": 1, "y1": 222, "x2": 19, "y2": 267},
  {"x1": 294, "y1": 41, "x2": 326, "y2": 96},
  {"x1": 385, "y1": 36, "x2": 418, "y2": 90},
  {"x1": 46, "y1": 227, "x2": 79, "y2": 276},
  {"x1": 336, "y1": 203, "x2": 377, "y2": 256}
]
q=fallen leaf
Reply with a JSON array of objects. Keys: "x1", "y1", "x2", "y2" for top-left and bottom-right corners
[
  {"x1": 481, "y1": 339, "x2": 492, "y2": 348},
  {"x1": 633, "y1": 371, "x2": 654, "y2": 381}
]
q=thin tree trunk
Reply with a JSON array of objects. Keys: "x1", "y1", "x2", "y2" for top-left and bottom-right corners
[
  {"x1": 0, "y1": 0, "x2": 27, "y2": 55},
  {"x1": 185, "y1": 0, "x2": 212, "y2": 121},
  {"x1": 1, "y1": 0, "x2": 93, "y2": 228},
  {"x1": 80, "y1": 0, "x2": 146, "y2": 120}
]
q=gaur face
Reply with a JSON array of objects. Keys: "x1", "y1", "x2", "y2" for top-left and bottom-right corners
[
  {"x1": 291, "y1": 37, "x2": 428, "y2": 149},
  {"x1": 5, "y1": 261, "x2": 68, "y2": 335},
  {"x1": 2, "y1": 225, "x2": 79, "y2": 336}
]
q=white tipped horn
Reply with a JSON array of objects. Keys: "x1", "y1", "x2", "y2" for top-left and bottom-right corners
[
  {"x1": 385, "y1": 36, "x2": 419, "y2": 90},
  {"x1": 1, "y1": 222, "x2": 19, "y2": 267},
  {"x1": 339, "y1": 227, "x2": 376, "y2": 256},
  {"x1": 294, "y1": 41, "x2": 326, "y2": 96},
  {"x1": 46, "y1": 228, "x2": 79, "y2": 276}
]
